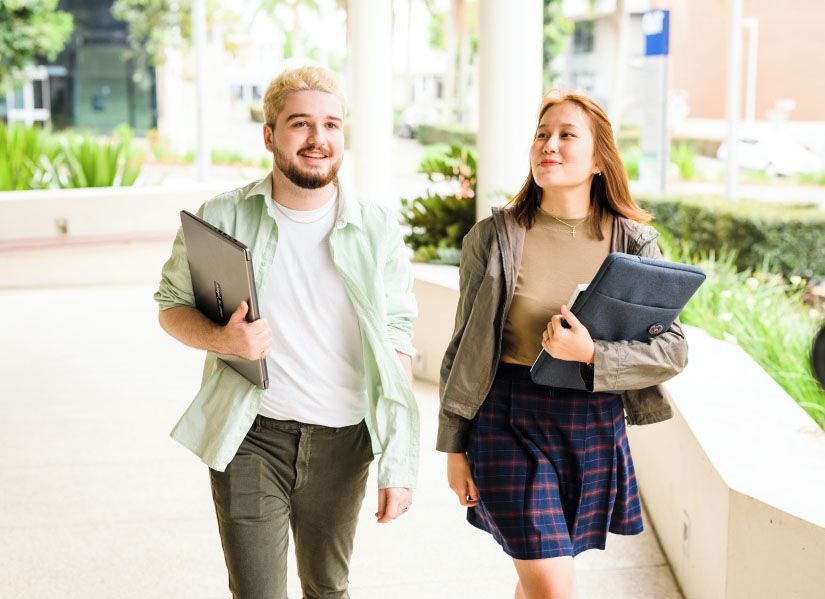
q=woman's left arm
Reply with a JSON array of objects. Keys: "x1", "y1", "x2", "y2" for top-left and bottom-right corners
[
  {"x1": 592, "y1": 238, "x2": 688, "y2": 391},
  {"x1": 541, "y1": 240, "x2": 689, "y2": 392}
]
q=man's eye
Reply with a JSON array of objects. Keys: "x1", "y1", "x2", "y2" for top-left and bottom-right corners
[
  {"x1": 293, "y1": 121, "x2": 308, "y2": 127},
  {"x1": 326, "y1": 122, "x2": 339, "y2": 129}
]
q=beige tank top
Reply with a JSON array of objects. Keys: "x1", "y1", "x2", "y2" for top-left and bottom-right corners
[{"x1": 500, "y1": 209, "x2": 613, "y2": 366}]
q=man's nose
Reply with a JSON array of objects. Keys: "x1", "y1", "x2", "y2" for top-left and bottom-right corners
[{"x1": 307, "y1": 123, "x2": 326, "y2": 144}]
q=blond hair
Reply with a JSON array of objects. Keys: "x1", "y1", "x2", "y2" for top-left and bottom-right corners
[{"x1": 262, "y1": 66, "x2": 346, "y2": 127}]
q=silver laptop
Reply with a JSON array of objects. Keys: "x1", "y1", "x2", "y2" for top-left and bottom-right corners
[{"x1": 179, "y1": 210, "x2": 268, "y2": 389}]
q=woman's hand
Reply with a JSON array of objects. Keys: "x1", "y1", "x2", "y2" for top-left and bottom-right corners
[
  {"x1": 542, "y1": 304, "x2": 596, "y2": 363},
  {"x1": 447, "y1": 453, "x2": 479, "y2": 507}
]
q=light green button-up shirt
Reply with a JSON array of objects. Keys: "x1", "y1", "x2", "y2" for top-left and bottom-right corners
[{"x1": 154, "y1": 176, "x2": 419, "y2": 488}]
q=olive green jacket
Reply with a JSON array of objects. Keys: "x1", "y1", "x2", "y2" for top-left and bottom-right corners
[{"x1": 436, "y1": 207, "x2": 689, "y2": 453}]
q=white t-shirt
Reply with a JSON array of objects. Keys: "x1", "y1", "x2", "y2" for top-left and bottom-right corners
[{"x1": 258, "y1": 190, "x2": 368, "y2": 426}]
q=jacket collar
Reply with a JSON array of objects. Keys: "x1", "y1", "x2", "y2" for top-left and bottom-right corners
[
  {"x1": 490, "y1": 205, "x2": 659, "y2": 285},
  {"x1": 492, "y1": 206, "x2": 659, "y2": 256}
]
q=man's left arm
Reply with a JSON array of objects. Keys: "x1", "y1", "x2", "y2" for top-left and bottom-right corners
[{"x1": 374, "y1": 213, "x2": 418, "y2": 523}]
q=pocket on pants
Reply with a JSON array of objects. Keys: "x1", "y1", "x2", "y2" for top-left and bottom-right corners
[{"x1": 210, "y1": 453, "x2": 267, "y2": 522}]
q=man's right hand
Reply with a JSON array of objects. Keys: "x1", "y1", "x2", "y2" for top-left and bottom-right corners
[{"x1": 219, "y1": 301, "x2": 273, "y2": 360}]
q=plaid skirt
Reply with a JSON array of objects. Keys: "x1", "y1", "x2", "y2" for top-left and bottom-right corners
[{"x1": 466, "y1": 362, "x2": 643, "y2": 559}]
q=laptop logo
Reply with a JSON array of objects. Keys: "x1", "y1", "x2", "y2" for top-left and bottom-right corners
[{"x1": 214, "y1": 281, "x2": 224, "y2": 320}]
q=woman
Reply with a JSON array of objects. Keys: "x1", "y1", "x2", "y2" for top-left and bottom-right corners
[{"x1": 438, "y1": 92, "x2": 688, "y2": 599}]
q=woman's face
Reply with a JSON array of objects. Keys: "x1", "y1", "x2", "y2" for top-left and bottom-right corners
[{"x1": 530, "y1": 101, "x2": 600, "y2": 192}]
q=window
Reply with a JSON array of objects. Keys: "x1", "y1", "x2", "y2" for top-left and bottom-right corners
[{"x1": 573, "y1": 20, "x2": 595, "y2": 54}]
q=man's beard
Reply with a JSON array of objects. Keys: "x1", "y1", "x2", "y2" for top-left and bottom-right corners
[{"x1": 274, "y1": 145, "x2": 341, "y2": 189}]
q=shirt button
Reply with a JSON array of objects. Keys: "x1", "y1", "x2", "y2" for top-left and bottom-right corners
[{"x1": 336, "y1": 220, "x2": 345, "y2": 229}]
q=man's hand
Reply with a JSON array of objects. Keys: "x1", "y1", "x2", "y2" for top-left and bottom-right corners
[
  {"x1": 447, "y1": 453, "x2": 479, "y2": 507},
  {"x1": 219, "y1": 301, "x2": 273, "y2": 360},
  {"x1": 376, "y1": 487, "x2": 412, "y2": 523},
  {"x1": 542, "y1": 304, "x2": 595, "y2": 363}
]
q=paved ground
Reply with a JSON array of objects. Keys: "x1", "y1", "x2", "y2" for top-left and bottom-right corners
[{"x1": 0, "y1": 284, "x2": 682, "y2": 598}]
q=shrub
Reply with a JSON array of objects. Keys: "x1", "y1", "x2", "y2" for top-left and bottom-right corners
[
  {"x1": 798, "y1": 172, "x2": 825, "y2": 186},
  {"x1": 657, "y1": 235, "x2": 825, "y2": 429},
  {"x1": 640, "y1": 194, "x2": 825, "y2": 279},
  {"x1": 0, "y1": 122, "x2": 60, "y2": 191},
  {"x1": 621, "y1": 145, "x2": 641, "y2": 180},
  {"x1": 416, "y1": 123, "x2": 477, "y2": 147},
  {"x1": 57, "y1": 125, "x2": 143, "y2": 188},
  {"x1": 671, "y1": 142, "x2": 696, "y2": 180},
  {"x1": 400, "y1": 144, "x2": 477, "y2": 264}
]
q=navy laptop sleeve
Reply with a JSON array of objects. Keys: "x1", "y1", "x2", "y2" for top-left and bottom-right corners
[{"x1": 529, "y1": 252, "x2": 706, "y2": 390}]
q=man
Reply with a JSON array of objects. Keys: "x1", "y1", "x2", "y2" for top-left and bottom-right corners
[{"x1": 154, "y1": 65, "x2": 419, "y2": 598}]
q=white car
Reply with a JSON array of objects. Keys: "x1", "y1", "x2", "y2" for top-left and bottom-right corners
[{"x1": 716, "y1": 135, "x2": 822, "y2": 176}]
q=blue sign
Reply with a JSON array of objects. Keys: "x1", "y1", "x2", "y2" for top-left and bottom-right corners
[{"x1": 643, "y1": 10, "x2": 670, "y2": 56}]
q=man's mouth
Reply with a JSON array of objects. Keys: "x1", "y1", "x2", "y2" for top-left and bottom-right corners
[{"x1": 299, "y1": 149, "x2": 329, "y2": 160}]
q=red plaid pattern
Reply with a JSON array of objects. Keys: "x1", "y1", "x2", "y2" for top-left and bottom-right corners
[{"x1": 466, "y1": 363, "x2": 643, "y2": 559}]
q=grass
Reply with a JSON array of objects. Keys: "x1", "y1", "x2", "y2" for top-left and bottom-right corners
[
  {"x1": 657, "y1": 231, "x2": 825, "y2": 429},
  {"x1": 671, "y1": 142, "x2": 696, "y2": 180}
]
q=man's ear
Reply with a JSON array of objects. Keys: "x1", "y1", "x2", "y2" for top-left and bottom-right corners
[{"x1": 263, "y1": 123, "x2": 274, "y2": 151}]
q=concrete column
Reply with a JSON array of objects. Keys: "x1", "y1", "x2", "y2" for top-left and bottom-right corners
[
  {"x1": 192, "y1": 0, "x2": 211, "y2": 181},
  {"x1": 347, "y1": 0, "x2": 393, "y2": 206},
  {"x1": 476, "y1": 0, "x2": 544, "y2": 221}
]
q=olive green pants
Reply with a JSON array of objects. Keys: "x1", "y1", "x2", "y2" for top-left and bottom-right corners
[{"x1": 209, "y1": 416, "x2": 374, "y2": 599}]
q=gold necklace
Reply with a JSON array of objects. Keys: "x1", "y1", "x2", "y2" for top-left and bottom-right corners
[{"x1": 547, "y1": 213, "x2": 588, "y2": 238}]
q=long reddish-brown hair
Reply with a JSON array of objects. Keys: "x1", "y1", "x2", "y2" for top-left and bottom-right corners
[{"x1": 509, "y1": 92, "x2": 651, "y2": 239}]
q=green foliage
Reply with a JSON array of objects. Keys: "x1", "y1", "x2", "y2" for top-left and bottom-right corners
[
  {"x1": 0, "y1": 123, "x2": 143, "y2": 190},
  {"x1": 656, "y1": 237, "x2": 825, "y2": 429},
  {"x1": 111, "y1": 0, "x2": 191, "y2": 85},
  {"x1": 57, "y1": 125, "x2": 144, "y2": 188},
  {"x1": 797, "y1": 171, "x2": 825, "y2": 186},
  {"x1": 543, "y1": 0, "x2": 574, "y2": 88},
  {"x1": 621, "y1": 145, "x2": 640, "y2": 180},
  {"x1": 416, "y1": 123, "x2": 477, "y2": 146},
  {"x1": 0, "y1": 0, "x2": 73, "y2": 87},
  {"x1": 111, "y1": 0, "x2": 244, "y2": 85},
  {"x1": 671, "y1": 142, "x2": 696, "y2": 180},
  {"x1": 0, "y1": 121, "x2": 60, "y2": 191},
  {"x1": 400, "y1": 144, "x2": 477, "y2": 265},
  {"x1": 428, "y1": 9, "x2": 446, "y2": 51},
  {"x1": 640, "y1": 195, "x2": 825, "y2": 279}
]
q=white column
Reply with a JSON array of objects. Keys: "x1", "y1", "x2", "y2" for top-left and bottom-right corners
[
  {"x1": 347, "y1": 0, "x2": 393, "y2": 206},
  {"x1": 192, "y1": 0, "x2": 211, "y2": 181},
  {"x1": 725, "y1": 0, "x2": 743, "y2": 201},
  {"x1": 477, "y1": 0, "x2": 544, "y2": 221}
]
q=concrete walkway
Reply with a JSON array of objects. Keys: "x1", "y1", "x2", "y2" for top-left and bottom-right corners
[{"x1": 0, "y1": 285, "x2": 682, "y2": 599}]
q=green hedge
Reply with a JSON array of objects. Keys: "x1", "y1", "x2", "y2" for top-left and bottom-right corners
[
  {"x1": 416, "y1": 124, "x2": 477, "y2": 147},
  {"x1": 640, "y1": 195, "x2": 825, "y2": 279}
]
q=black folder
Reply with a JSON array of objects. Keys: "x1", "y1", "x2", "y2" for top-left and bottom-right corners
[{"x1": 530, "y1": 252, "x2": 706, "y2": 390}]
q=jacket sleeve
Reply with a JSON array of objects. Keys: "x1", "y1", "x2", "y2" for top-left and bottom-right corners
[
  {"x1": 383, "y1": 210, "x2": 418, "y2": 357},
  {"x1": 436, "y1": 223, "x2": 488, "y2": 453},
  {"x1": 591, "y1": 239, "x2": 689, "y2": 392}
]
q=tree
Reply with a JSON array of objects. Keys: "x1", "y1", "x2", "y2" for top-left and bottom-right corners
[
  {"x1": 0, "y1": 0, "x2": 73, "y2": 88},
  {"x1": 111, "y1": 0, "x2": 244, "y2": 85},
  {"x1": 543, "y1": 0, "x2": 574, "y2": 90}
]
